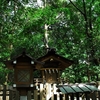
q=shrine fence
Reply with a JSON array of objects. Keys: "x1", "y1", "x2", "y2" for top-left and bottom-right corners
[{"x1": 0, "y1": 83, "x2": 100, "y2": 100}]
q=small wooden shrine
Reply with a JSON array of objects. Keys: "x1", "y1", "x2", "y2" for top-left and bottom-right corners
[
  {"x1": 36, "y1": 49, "x2": 73, "y2": 83},
  {"x1": 5, "y1": 51, "x2": 36, "y2": 95}
]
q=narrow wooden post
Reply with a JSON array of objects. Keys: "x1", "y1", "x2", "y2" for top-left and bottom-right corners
[
  {"x1": 91, "y1": 92, "x2": 96, "y2": 100},
  {"x1": 27, "y1": 91, "x2": 31, "y2": 100},
  {"x1": 38, "y1": 85, "x2": 40, "y2": 100},
  {"x1": 51, "y1": 84, "x2": 54, "y2": 100},
  {"x1": 60, "y1": 94, "x2": 63, "y2": 100},
  {"x1": 3, "y1": 85, "x2": 6, "y2": 100},
  {"x1": 51, "y1": 94, "x2": 54, "y2": 100},
  {"x1": 97, "y1": 91, "x2": 100, "y2": 100},
  {"x1": 15, "y1": 90, "x2": 19, "y2": 100},
  {"x1": 34, "y1": 90, "x2": 38, "y2": 100},
  {"x1": 85, "y1": 93, "x2": 90, "y2": 100},
  {"x1": 65, "y1": 94, "x2": 69, "y2": 100},
  {"x1": 54, "y1": 94, "x2": 57, "y2": 100},
  {"x1": 70, "y1": 94, "x2": 74, "y2": 100},
  {"x1": 76, "y1": 93, "x2": 79, "y2": 100},
  {"x1": 40, "y1": 84, "x2": 44, "y2": 100},
  {"x1": 30, "y1": 91, "x2": 33, "y2": 100},
  {"x1": 46, "y1": 83, "x2": 52, "y2": 100},
  {"x1": 57, "y1": 93, "x2": 60, "y2": 100},
  {"x1": 9, "y1": 90, "x2": 12, "y2": 100}
]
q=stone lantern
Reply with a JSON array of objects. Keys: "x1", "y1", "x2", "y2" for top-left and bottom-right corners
[{"x1": 36, "y1": 49, "x2": 73, "y2": 83}]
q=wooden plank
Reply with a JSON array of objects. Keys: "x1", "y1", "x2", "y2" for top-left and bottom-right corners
[
  {"x1": 51, "y1": 94, "x2": 54, "y2": 100},
  {"x1": 27, "y1": 91, "x2": 31, "y2": 100},
  {"x1": 97, "y1": 91, "x2": 100, "y2": 100},
  {"x1": 34, "y1": 90, "x2": 38, "y2": 100},
  {"x1": 46, "y1": 83, "x2": 49, "y2": 100},
  {"x1": 76, "y1": 93, "x2": 79, "y2": 100},
  {"x1": 9, "y1": 90, "x2": 12, "y2": 100},
  {"x1": 3, "y1": 85, "x2": 6, "y2": 100},
  {"x1": 51, "y1": 84, "x2": 54, "y2": 100},
  {"x1": 54, "y1": 94, "x2": 57, "y2": 100},
  {"x1": 40, "y1": 84, "x2": 44, "y2": 100},
  {"x1": 15, "y1": 91, "x2": 19, "y2": 100},
  {"x1": 31, "y1": 91, "x2": 34, "y2": 100},
  {"x1": 60, "y1": 94, "x2": 63, "y2": 100},
  {"x1": 57, "y1": 93, "x2": 60, "y2": 100},
  {"x1": 70, "y1": 94, "x2": 74, "y2": 100},
  {"x1": 85, "y1": 93, "x2": 90, "y2": 100},
  {"x1": 53, "y1": 84, "x2": 57, "y2": 94},
  {"x1": 38, "y1": 85, "x2": 40, "y2": 100},
  {"x1": 65, "y1": 94, "x2": 69, "y2": 100},
  {"x1": 91, "y1": 92, "x2": 96, "y2": 100},
  {"x1": 38, "y1": 89, "x2": 41, "y2": 100}
]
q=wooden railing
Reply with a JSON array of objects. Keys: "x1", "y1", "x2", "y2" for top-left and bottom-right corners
[
  {"x1": 0, "y1": 83, "x2": 100, "y2": 100},
  {"x1": 0, "y1": 85, "x2": 19, "y2": 100}
]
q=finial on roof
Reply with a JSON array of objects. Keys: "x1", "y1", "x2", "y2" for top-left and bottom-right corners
[
  {"x1": 22, "y1": 48, "x2": 26, "y2": 55},
  {"x1": 22, "y1": 51, "x2": 26, "y2": 55},
  {"x1": 47, "y1": 48, "x2": 56, "y2": 54}
]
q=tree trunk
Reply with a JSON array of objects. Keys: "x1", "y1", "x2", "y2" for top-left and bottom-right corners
[{"x1": 44, "y1": 24, "x2": 49, "y2": 48}]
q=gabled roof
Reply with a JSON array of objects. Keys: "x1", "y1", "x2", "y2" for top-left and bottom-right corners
[
  {"x1": 36, "y1": 49, "x2": 73, "y2": 70},
  {"x1": 5, "y1": 51, "x2": 36, "y2": 69},
  {"x1": 12, "y1": 51, "x2": 34, "y2": 62}
]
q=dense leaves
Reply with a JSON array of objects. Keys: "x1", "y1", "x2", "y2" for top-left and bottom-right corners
[{"x1": 0, "y1": 0, "x2": 100, "y2": 84}]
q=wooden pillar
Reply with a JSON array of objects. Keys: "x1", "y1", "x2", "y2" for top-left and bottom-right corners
[
  {"x1": 9, "y1": 90, "x2": 12, "y2": 100},
  {"x1": 91, "y1": 92, "x2": 96, "y2": 100},
  {"x1": 76, "y1": 93, "x2": 79, "y2": 100},
  {"x1": 53, "y1": 83, "x2": 58, "y2": 100},
  {"x1": 38, "y1": 85, "x2": 41, "y2": 100},
  {"x1": 51, "y1": 84, "x2": 54, "y2": 100},
  {"x1": 31, "y1": 90, "x2": 34, "y2": 100},
  {"x1": 3, "y1": 85, "x2": 6, "y2": 100},
  {"x1": 27, "y1": 91, "x2": 31, "y2": 100},
  {"x1": 65, "y1": 94, "x2": 69, "y2": 100},
  {"x1": 60, "y1": 94, "x2": 63, "y2": 100},
  {"x1": 98, "y1": 91, "x2": 100, "y2": 100},
  {"x1": 85, "y1": 93, "x2": 90, "y2": 100},
  {"x1": 54, "y1": 94, "x2": 57, "y2": 100},
  {"x1": 34, "y1": 90, "x2": 38, "y2": 100},
  {"x1": 51, "y1": 94, "x2": 54, "y2": 100},
  {"x1": 15, "y1": 91, "x2": 19, "y2": 100},
  {"x1": 45, "y1": 83, "x2": 52, "y2": 100},
  {"x1": 70, "y1": 94, "x2": 74, "y2": 100},
  {"x1": 40, "y1": 84, "x2": 44, "y2": 100}
]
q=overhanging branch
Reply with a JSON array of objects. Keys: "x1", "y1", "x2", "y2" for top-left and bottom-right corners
[{"x1": 69, "y1": 0, "x2": 85, "y2": 16}]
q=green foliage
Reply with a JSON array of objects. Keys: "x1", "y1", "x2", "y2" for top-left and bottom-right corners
[{"x1": 0, "y1": 66, "x2": 7, "y2": 84}]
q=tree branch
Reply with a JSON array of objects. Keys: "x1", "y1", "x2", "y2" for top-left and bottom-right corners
[
  {"x1": 89, "y1": 2, "x2": 92, "y2": 31},
  {"x1": 82, "y1": 0, "x2": 90, "y2": 37},
  {"x1": 69, "y1": 0, "x2": 85, "y2": 16},
  {"x1": 89, "y1": 0, "x2": 94, "y2": 31}
]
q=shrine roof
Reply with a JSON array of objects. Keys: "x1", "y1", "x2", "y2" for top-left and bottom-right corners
[
  {"x1": 56, "y1": 83, "x2": 99, "y2": 94},
  {"x1": 36, "y1": 49, "x2": 74, "y2": 70}
]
